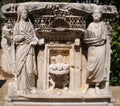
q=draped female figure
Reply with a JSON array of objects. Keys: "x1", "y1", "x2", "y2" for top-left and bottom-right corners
[{"x1": 13, "y1": 6, "x2": 38, "y2": 94}]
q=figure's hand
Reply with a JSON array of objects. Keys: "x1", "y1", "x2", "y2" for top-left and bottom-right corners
[
  {"x1": 13, "y1": 35, "x2": 25, "y2": 43},
  {"x1": 38, "y1": 38, "x2": 44, "y2": 45},
  {"x1": 30, "y1": 38, "x2": 38, "y2": 45},
  {"x1": 30, "y1": 40, "x2": 37, "y2": 45}
]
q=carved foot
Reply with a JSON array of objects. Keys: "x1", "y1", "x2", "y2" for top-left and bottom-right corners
[
  {"x1": 30, "y1": 87, "x2": 37, "y2": 94},
  {"x1": 95, "y1": 87, "x2": 102, "y2": 95},
  {"x1": 23, "y1": 89, "x2": 31, "y2": 95},
  {"x1": 86, "y1": 88, "x2": 96, "y2": 95}
]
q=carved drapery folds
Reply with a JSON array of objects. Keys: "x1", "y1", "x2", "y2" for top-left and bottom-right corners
[{"x1": 1, "y1": 2, "x2": 117, "y2": 98}]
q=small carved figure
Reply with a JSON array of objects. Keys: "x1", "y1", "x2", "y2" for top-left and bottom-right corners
[
  {"x1": 84, "y1": 8, "x2": 109, "y2": 94},
  {"x1": 1, "y1": 20, "x2": 13, "y2": 75},
  {"x1": 13, "y1": 6, "x2": 38, "y2": 94}
]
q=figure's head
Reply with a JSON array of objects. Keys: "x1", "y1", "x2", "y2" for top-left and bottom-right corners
[
  {"x1": 17, "y1": 6, "x2": 28, "y2": 22},
  {"x1": 92, "y1": 8, "x2": 102, "y2": 22}
]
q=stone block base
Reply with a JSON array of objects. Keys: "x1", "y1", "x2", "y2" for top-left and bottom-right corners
[
  {"x1": 5, "y1": 90, "x2": 114, "y2": 106},
  {"x1": 5, "y1": 96, "x2": 114, "y2": 106},
  {"x1": 5, "y1": 101, "x2": 113, "y2": 106}
]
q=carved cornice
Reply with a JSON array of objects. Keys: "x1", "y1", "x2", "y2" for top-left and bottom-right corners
[
  {"x1": 1, "y1": 2, "x2": 117, "y2": 15},
  {"x1": 0, "y1": 2, "x2": 118, "y2": 41}
]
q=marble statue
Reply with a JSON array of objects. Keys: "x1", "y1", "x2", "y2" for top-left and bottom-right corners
[
  {"x1": 1, "y1": 20, "x2": 13, "y2": 75},
  {"x1": 84, "y1": 8, "x2": 109, "y2": 94},
  {"x1": 12, "y1": 5, "x2": 38, "y2": 94},
  {"x1": 1, "y1": 2, "x2": 117, "y2": 106}
]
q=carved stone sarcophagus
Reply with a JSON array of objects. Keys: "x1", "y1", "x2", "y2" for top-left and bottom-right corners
[{"x1": 1, "y1": 2, "x2": 117, "y2": 106}]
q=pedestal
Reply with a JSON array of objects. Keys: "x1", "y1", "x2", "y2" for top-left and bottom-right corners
[{"x1": 5, "y1": 90, "x2": 114, "y2": 106}]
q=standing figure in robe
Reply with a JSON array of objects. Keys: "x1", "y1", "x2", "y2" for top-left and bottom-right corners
[
  {"x1": 13, "y1": 6, "x2": 38, "y2": 94},
  {"x1": 1, "y1": 20, "x2": 13, "y2": 75},
  {"x1": 84, "y1": 8, "x2": 109, "y2": 94}
]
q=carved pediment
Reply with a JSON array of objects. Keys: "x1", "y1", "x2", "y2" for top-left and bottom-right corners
[
  {"x1": 0, "y1": 2, "x2": 118, "y2": 40},
  {"x1": 1, "y1": 2, "x2": 117, "y2": 15},
  {"x1": 1, "y1": 3, "x2": 117, "y2": 27}
]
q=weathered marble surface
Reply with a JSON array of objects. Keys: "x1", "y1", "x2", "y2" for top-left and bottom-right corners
[
  {"x1": 0, "y1": 2, "x2": 117, "y2": 106},
  {"x1": 84, "y1": 8, "x2": 111, "y2": 95},
  {"x1": 1, "y1": 2, "x2": 117, "y2": 14}
]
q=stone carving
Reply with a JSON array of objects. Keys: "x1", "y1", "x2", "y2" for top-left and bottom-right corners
[
  {"x1": 12, "y1": 5, "x2": 38, "y2": 94},
  {"x1": 1, "y1": 20, "x2": 13, "y2": 75},
  {"x1": 84, "y1": 8, "x2": 110, "y2": 95},
  {"x1": 49, "y1": 63, "x2": 69, "y2": 89},
  {"x1": 1, "y1": 2, "x2": 117, "y2": 106}
]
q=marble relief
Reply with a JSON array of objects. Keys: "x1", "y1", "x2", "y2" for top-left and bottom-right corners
[{"x1": 1, "y1": 2, "x2": 117, "y2": 106}]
